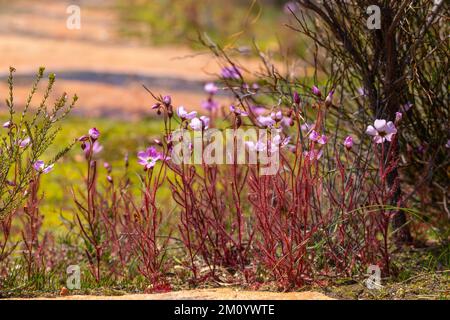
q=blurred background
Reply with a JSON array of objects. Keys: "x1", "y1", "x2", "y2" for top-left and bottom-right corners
[{"x1": 0, "y1": 0, "x2": 303, "y2": 118}]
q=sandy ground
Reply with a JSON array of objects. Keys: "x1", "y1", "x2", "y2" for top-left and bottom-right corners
[{"x1": 10, "y1": 288, "x2": 333, "y2": 300}]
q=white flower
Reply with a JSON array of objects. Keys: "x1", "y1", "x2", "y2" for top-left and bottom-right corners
[{"x1": 189, "y1": 118, "x2": 202, "y2": 131}]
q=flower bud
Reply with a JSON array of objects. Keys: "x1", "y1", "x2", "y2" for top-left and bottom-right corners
[
  {"x1": 289, "y1": 118, "x2": 295, "y2": 127},
  {"x1": 325, "y1": 90, "x2": 334, "y2": 108},
  {"x1": 163, "y1": 95, "x2": 171, "y2": 106},
  {"x1": 293, "y1": 92, "x2": 300, "y2": 105},
  {"x1": 344, "y1": 136, "x2": 353, "y2": 150},
  {"x1": 89, "y1": 128, "x2": 100, "y2": 140},
  {"x1": 2, "y1": 121, "x2": 12, "y2": 129},
  {"x1": 78, "y1": 135, "x2": 89, "y2": 142},
  {"x1": 154, "y1": 139, "x2": 163, "y2": 146},
  {"x1": 312, "y1": 86, "x2": 322, "y2": 97},
  {"x1": 104, "y1": 162, "x2": 112, "y2": 173}
]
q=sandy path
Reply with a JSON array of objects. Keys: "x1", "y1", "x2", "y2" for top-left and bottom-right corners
[{"x1": 10, "y1": 288, "x2": 333, "y2": 300}]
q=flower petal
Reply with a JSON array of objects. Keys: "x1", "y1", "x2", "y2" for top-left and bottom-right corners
[
  {"x1": 374, "y1": 119, "x2": 387, "y2": 131},
  {"x1": 385, "y1": 121, "x2": 397, "y2": 135},
  {"x1": 365, "y1": 125, "x2": 377, "y2": 136}
]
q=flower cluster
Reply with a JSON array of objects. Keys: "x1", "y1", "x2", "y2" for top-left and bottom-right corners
[
  {"x1": 176, "y1": 105, "x2": 210, "y2": 132},
  {"x1": 79, "y1": 128, "x2": 103, "y2": 158},
  {"x1": 221, "y1": 66, "x2": 241, "y2": 80}
]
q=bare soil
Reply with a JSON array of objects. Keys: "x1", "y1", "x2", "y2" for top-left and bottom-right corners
[{"x1": 10, "y1": 288, "x2": 333, "y2": 300}]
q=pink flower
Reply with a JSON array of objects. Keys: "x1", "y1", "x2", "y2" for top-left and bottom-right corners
[
  {"x1": 446, "y1": 140, "x2": 450, "y2": 149},
  {"x1": 282, "y1": 117, "x2": 294, "y2": 127},
  {"x1": 358, "y1": 87, "x2": 368, "y2": 97},
  {"x1": 200, "y1": 116, "x2": 210, "y2": 129},
  {"x1": 272, "y1": 135, "x2": 291, "y2": 148},
  {"x1": 257, "y1": 115, "x2": 275, "y2": 128},
  {"x1": 33, "y1": 160, "x2": 54, "y2": 174},
  {"x1": 104, "y1": 162, "x2": 112, "y2": 173},
  {"x1": 177, "y1": 106, "x2": 197, "y2": 120},
  {"x1": 201, "y1": 99, "x2": 219, "y2": 111},
  {"x1": 221, "y1": 66, "x2": 241, "y2": 79},
  {"x1": 284, "y1": 1, "x2": 299, "y2": 14},
  {"x1": 230, "y1": 105, "x2": 248, "y2": 116},
  {"x1": 204, "y1": 83, "x2": 218, "y2": 95},
  {"x1": 89, "y1": 128, "x2": 100, "y2": 140},
  {"x1": 312, "y1": 86, "x2": 322, "y2": 97},
  {"x1": 138, "y1": 147, "x2": 162, "y2": 169},
  {"x1": 2, "y1": 121, "x2": 12, "y2": 129},
  {"x1": 84, "y1": 141, "x2": 103, "y2": 156},
  {"x1": 247, "y1": 135, "x2": 290, "y2": 154},
  {"x1": 304, "y1": 149, "x2": 323, "y2": 161},
  {"x1": 400, "y1": 102, "x2": 413, "y2": 113},
  {"x1": 344, "y1": 136, "x2": 353, "y2": 149},
  {"x1": 301, "y1": 123, "x2": 311, "y2": 132},
  {"x1": 317, "y1": 134, "x2": 328, "y2": 145},
  {"x1": 163, "y1": 95, "x2": 172, "y2": 106},
  {"x1": 251, "y1": 106, "x2": 267, "y2": 116},
  {"x1": 78, "y1": 135, "x2": 89, "y2": 142},
  {"x1": 309, "y1": 130, "x2": 320, "y2": 142},
  {"x1": 366, "y1": 119, "x2": 397, "y2": 144},
  {"x1": 293, "y1": 92, "x2": 301, "y2": 105},
  {"x1": 19, "y1": 137, "x2": 31, "y2": 148},
  {"x1": 395, "y1": 112, "x2": 403, "y2": 123}
]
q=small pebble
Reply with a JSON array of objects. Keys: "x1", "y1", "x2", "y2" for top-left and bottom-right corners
[{"x1": 60, "y1": 287, "x2": 69, "y2": 296}]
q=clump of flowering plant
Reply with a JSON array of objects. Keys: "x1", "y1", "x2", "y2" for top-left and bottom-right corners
[{"x1": 0, "y1": 67, "x2": 76, "y2": 221}]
